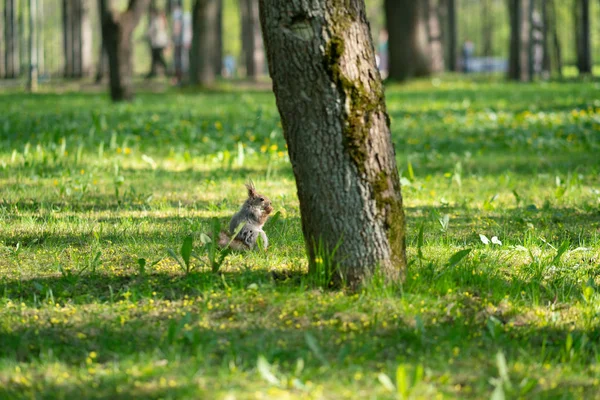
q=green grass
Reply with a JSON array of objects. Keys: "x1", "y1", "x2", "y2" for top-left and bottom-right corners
[{"x1": 1, "y1": 77, "x2": 600, "y2": 399}]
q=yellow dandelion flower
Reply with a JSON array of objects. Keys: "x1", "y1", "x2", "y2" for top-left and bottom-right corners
[
  {"x1": 124, "y1": 147, "x2": 132, "y2": 155},
  {"x1": 116, "y1": 147, "x2": 122, "y2": 154}
]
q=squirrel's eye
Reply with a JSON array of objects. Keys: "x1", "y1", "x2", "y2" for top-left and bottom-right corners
[{"x1": 259, "y1": 197, "x2": 264, "y2": 202}]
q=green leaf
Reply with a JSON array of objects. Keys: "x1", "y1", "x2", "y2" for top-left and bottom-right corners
[
  {"x1": 137, "y1": 258, "x2": 146, "y2": 274},
  {"x1": 378, "y1": 372, "x2": 395, "y2": 392},
  {"x1": 407, "y1": 160, "x2": 415, "y2": 181},
  {"x1": 447, "y1": 248, "x2": 472, "y2": 268},
  {"x1": 257, "y1": 356, "x2": 280, "y2": 386},
  {"x1": 181, "y1": 235, "x2": 193, "y2": 270},
  {"x1": 304, "y1": 332, "x2": 329, "y2": 367},
  {"x1": 225, "y1": 222, "x2": 246, "y2": 249},
  {"x1": 417, "y1": 223, "x2": 425, "y2": 260},
  {"x1": 167, "y1": 248, "x2": 185, "y2": 270},
  {"x1": 496, "y1": 351, "x2": 511, "y2": 386},
  {"x1": 551, "y1": 240, "x2": 569, "y2": 265},
  {"x1": 199, "y1": 233, "x2": 212, "y2": 245},
  {"x1": 396, "y1": 364, "x2": 408, "y2": 398}
]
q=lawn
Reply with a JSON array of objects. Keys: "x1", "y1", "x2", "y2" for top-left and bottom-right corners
[{"x1": 1, "y1": 77, "x2": 600, "y2": 399}]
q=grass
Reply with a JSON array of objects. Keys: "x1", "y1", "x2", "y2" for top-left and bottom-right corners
[{"x1": 1, "y1": 76, "x2": 600, "y2": 399}]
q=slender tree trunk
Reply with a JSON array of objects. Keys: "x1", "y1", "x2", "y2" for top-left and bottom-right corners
[
  {"x1": 28, "y1": 0, "x2": 38, "y2": 92},
  {"x1": 259, "y1": 0, "x2": 407, "y2": 286},
  {"x1": 0, "y1": 1, "x2": 5, "y2": 78},
  {"x1": 427, "y1": 0, "x2": 445, "y2": 72},
  {"x1": 541, "y1": 0, "x2": 551, "y2": 75},
  {"x1": 95, "y1": 40, "x2": 108, "y2": 83},
  {"x1": 527, "y1": 0, "x2": 535, "y2": 79},
  {"x1": 575, "y1": 0, "x2": 592, "y2": 74},
  {"x1": 446, "y1": 0, "x2": 457, "y2": 71},
  {"x1": 99, "y1": 0, "x2": 150, "y2": 102},
  {"x1": 63, "y1": 0, "x2": 93, "y2": 78},
  {"x1": 37, "y1": 0, "x2": 44, "y2": 76},
  {"x1": 508, "y1": 0, "x2": 532, "y2": 81},
  {"x1": 19, "y1": 0, "x2": 27, "y2": 75},
  {"x1": 386, "y1": 0, "x2": 432, "y2": 81},
  {"x1": 4, "y1": 0, "x2": 19, "y2": 78},
  {"x1": 63, "y1": 0, "x2": 73, "y2": 76},
  {"x1": 215, "y1": 0, "x2": 223, "y2": 76},
  {"x1": 240, "y1": 0, "x2": 264, "y2": 79},
  {"x1": 482, "y1": 0, "x2": 493, "y2": 57},
  {"x1": 549, "y1": 0, "x2": 562, "y2": 76},
  {"x1": 190, "y1": 0, "x2": 220, "y2": 85},
  {"x1": 80, "y1": 1, "x2": 93, "y2": 76}
]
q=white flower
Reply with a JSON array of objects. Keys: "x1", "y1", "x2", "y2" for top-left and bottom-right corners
[{"x1": 479, "y1": 234, "x2": 490, "y2": 245}]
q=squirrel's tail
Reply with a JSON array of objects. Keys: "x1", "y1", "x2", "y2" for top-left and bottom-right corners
[{"x1": 217, "y1": 231, "x2": 250, "y2": 251}]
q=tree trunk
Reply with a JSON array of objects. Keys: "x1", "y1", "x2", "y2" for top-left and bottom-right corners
[
  {"x1": 445, "y1": 0, "x2": 457, "y2": 71},
  {"x1": 19, "y1": 0, "x2": 27, "y2": 75},
  {"x1": 541, "y1": 0, "x2": 551, "y2": 75},
  {"x1": 548, "y1": 0, "x2": 562, "y2": 77},
  {"x1": 575, "y1": 0, "x2": 592, "y2": 74},
  {"x1": 99, "y1": 0, "x2": 150, "y2": 102},
  {"x1": 95, "y1": 40, "x2": 108, "y2": 83},
  {"x1": 482, "y1": 0, "x2": 493, "y2": 58},
  {"x1": 215, "y1": 0, "x2": 223, "y2": 76},
  {"x1": 63, "y1": 0, "x2": 93, "y2": 78},
  {"x1": 386, "y1": 0, "x2": 432, "y2": 81},
  {"x1": 28, "y1": 0, "x2": 38, "y2": 92},
  {"x1": 240, "y1": 0, "x2": 264, "y2": 79},
  {"x1": 259, "y1": 0, "x2": 407, "y2": 286},
  {"x1": 37, "y1": 0, "x2": 45, "y2": 77},
  {"x1": 190, "y1": 0, "x2": 220, "y2": 85},
  {"x1": 426, "y1": 0, "x2": 444, "y2": 72},
  {"x1": 4, "y1": 0, "x2": 19, "y2": 78},
  {"x1": 0, "y1": 1, "x2": 5, "y2": 78},
  {"x1": 508, "y1": 0, "x2": 532, "y2": 81}
]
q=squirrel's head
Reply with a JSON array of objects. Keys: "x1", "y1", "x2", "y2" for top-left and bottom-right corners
[{"x1": 245, "y1": 181, "x2": 273, "y2": 216}]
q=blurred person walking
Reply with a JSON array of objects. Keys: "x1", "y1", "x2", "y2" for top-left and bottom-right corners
[{"x1": 146, "y1": 7, "x2": 169, "y2": 79}]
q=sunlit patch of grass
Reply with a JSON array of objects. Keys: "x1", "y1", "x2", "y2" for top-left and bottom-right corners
[{"x1": 1, "y1": 79, "x2": 599, "y2": 398}]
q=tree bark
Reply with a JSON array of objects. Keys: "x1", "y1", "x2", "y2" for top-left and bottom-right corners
[
  {"x1": 575, "y1": 0, "x2": 592, "y2": 74},
  {"x1": 37, "y1": 0, "x2": 45, "y2": 77},
  {"x1": 541, "y1": 0, "x2": 551, "y2": 75},
  {"x1": 0, "y1": 0, "x2": 5, "y2": 78},
  {"x1": 190, "y1": 0, "x2": 220, "y2": 85},
  {"x1": 95, "y1": 39, "x2": 108, "y2": 83},
  {"x1": 28, "y1": 0, "x2": 38, "y2": 92},
  {"x1": 240, "y1": 0, "x2": 264, "y2": 79},
  {"x1": 4, "y1": 0, "x2": 19, "y2": 78},
  {"x1": 63, "y1": 0, "x2": 93, "y2": 78},
  {"x1": 426, "y1": 0, "x2": 444, "y2": 72},
  {"x1": 386, "y1": 0, "x2": 432, "y2": 81},
  {"x1": 19, "y1": 0, "x2": 27, "y2": 75},
  {"x1": 508, "y1": 0, "x2": 532, "y2": 81},
  {"x1": 445, "y1": 0, "x2": 457, "y2": 71},
  {"x1": 481, "y1": 0, "x2": 493, "y2": 58},
  {"x1": 548, "y1": 0, "x2": 562, "y2": 77},
  {"x1": 99, "y1": 0, "x2": 150, "y2": 102},
  {"x1": 259, "y1": 0, "x2": 407, "y2": 286},
  {"x1": 215, "y1": 0, "x2": 223, "y2": 76}
]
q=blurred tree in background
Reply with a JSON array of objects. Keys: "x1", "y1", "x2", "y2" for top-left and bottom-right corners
[{"x1": 0, "y1": 0, "x2": 598, "y2": 96}]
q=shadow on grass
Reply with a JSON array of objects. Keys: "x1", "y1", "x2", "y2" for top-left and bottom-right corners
[{"x1": 0, "y1": 266, "x2": 599, "y2": 399}]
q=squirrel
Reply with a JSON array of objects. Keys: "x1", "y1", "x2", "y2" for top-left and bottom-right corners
[{"x1": 218, "y1": 181, "x2": 273, "y2": 251}]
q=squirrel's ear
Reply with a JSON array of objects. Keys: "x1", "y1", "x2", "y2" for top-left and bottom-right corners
[{"x1": 245, "y1": 181, "x2": 257, "y2": 198}]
